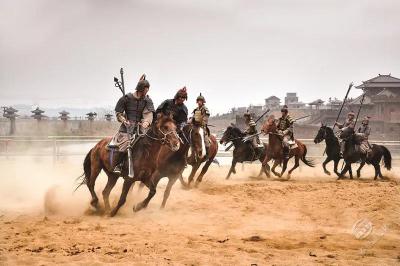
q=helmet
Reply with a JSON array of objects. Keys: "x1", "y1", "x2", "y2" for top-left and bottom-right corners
[
  {"x1": 196, "y1": 93, "x2": 206, "y2": 103},
  {"x1": 362, "y1": 116, "x2": 371, "y2": 124},
  {"x1": 136, "y1": 74, "x2": 150, "y2": 92},
  {"x1": 348, "y1": 111, "x2": 355, "y2": 117},
  {"x1": 281, "y1": 105, "x2": 288, "y2": 113},
  {"x1": 174, "y1": 86, "x2": 188, "y2": 100},
  {"x1": 243, "y1": 110, "x2": 251, "y2": 118}
]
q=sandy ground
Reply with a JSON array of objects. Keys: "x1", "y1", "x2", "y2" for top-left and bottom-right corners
[{"x1": 0, "y1": 157, "x2": 399, "y2": 265}]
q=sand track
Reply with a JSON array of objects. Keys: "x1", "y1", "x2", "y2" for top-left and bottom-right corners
[{"x1": 0, "y1": 160, "x2": 399, "y2": 265}]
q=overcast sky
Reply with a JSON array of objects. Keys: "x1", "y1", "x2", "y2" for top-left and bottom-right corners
[{"x1": 1, "y1": 0, "x2": 399, "y2": 114}]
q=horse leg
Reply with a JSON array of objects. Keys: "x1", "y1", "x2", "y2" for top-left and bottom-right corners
[
  {"x1": 348, "y1": 164, "x2": 353, "y2": 179},
  {"x1": 195, "y1": 159, "x2": 213, "y2": 186},
  {"x1": 333, "y1": 159, "x2": 340, "y2": 177},
  {"x1": 134, "y1": 172, "x2": 161, "y2": 212},
  {"x1": 322, "y1": 157, "x2": 332, "y2": 175},
  {"x1": 271, "y1": 160, "x2": 281, "y2": 177},
  {"x1": 102, "y1": 171, "x2": 119, "y2": 212},
  {"x1": 262, "y1": 158, "x2": 271, "y2": 178},
  {"x1": 226, "y1": 160, "x2": 237, "y2": 179},
  {"x1": 339, "y1": 163, "x2": 349, "y2": 179},
  {"x1": 280, "y1": 158, "x2": 289, "y2": 177},
  {"x1": 87, "y1": 160, "x2": 102, "y2": 210},
  {"x1": 109, "y1": 178, "x2": 134, "y2": 217},
  {"x1": 161, "y1": 175, "x2": 179, "y2": 209},
  {"x1": 188, "y1": 163, "x2": 201, "y2": 186},
  {"x1": 373, "y1": 164, "x2": 380, "y2": 180},
  {"x1": 357, "y1": 161, "x2": 365, "y2": 178},
  {"x1": 287, "y1": 156, "x2": 300, "y2": 178}
]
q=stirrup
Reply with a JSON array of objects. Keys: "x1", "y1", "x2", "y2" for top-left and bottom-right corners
[{"x1": 113, "y1": 165, "x2": 122, "y2": 174}]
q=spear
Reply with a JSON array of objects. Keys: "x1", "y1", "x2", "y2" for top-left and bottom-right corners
[
  {"x1": 354, "y1": 93, "x2": 366, "y2": 128},
  {"x1": 113, "y1": 67, "x2": 126, "y2": 96}
]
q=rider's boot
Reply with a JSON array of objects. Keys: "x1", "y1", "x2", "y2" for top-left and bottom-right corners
[{"x1": 283, "y1": 146, "x2": 290, "y2": 160}]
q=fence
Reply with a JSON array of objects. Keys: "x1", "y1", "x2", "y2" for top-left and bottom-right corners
[{"x1": 1, "y1": 136, "x2": 399, "y2": 162}]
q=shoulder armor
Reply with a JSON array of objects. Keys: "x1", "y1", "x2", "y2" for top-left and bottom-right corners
[{"x1": 145, "y1": 96, "x2": 155, "y2": 112}]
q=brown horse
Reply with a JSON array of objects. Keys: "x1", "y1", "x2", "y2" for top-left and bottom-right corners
[
  {"x1": 77, "y1": 114, "x2": 181, "y2": 216},
  {"x1": 261, "y1": 115, "x2": 314, "y2": 179},
  {"x1": 185, "y1": 125, "x2": 219, "y2": 187}
]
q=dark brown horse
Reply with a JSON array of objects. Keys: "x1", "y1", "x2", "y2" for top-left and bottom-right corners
[
  {"x1": 185, "y1": 125, "x2": 219, "y2": 187},
  {"x1": 77, "y1": 114, "x2": 181, "y2": 216},
  {"x1": 261, "y1": 115, "x2": 314, "y2": 179}
]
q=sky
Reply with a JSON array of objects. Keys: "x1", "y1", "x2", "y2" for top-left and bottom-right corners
[{"x1": 1, "y1": 0, "x2": 399, "y2": 114}]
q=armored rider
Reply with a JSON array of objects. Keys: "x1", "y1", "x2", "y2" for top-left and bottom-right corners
[
  {"x1": 113, "y1": 74, "x2": 155, "y2": 176},
  {"x1": 356, "y1": 116, "x2": 372, "y2": 158},
  {"x1": 156, "y1": 87, "x2": 189, "y2": 131},
  {"x1": 192, "y1": 93, "x2": 211, "y2": 158},
  {"x1": 243, "y1": 111, "x2": 260, "y2": 158},
  {"x1": 334, "y1": 111, "x2": 355, "y2": 156},
  {"x1": 276, "y1": 105, "x2": 294, "y2": 159}
]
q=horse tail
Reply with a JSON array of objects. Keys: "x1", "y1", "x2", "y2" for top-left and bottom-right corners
[
  {"x1": 75, "y1": 148, "x2": 92, "y2": 191},
  {"x1": 380, "y1": 145, "x2": 392, "y2": 171},
  {"x1": 301, "y1": 145, "x2": 315, "y2": 168}
]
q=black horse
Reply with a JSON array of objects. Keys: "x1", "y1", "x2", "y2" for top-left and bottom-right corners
[
  {"x1": 314, "y1": 124, "x2": 341, "y2": 177},
  {"x1": 219, "y1": 125, "x2": 269, "y2": 179},
  {"x1": 339, "y1": 127, "x2": 392, "y2": 180}
]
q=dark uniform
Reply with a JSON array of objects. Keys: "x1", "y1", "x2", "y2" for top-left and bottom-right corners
[
  {"x1": 276, "y1": 106, "x2": 294, "y2": 159},
  {"x1": 335, "y1": 111, "x2": 356, "y2": 155},
  {"x1": 156, "y1": 87, "x2": 189, "y2": 130}
]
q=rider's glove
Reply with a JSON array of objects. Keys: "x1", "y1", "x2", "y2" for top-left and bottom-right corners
[{"x1": 141, "y1": 121, "x2": 150, "y2": 129}]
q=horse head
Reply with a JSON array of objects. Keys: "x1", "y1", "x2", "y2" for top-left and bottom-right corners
[
  {"x1": 261, "y1": 115, "x2": 277, "y2": 134},
  {"x1": 153, "y1": 113, "x2": 181, "y2": 151},
  {"x1": 219, "y1": 125, "x2": 243, "y2": 145},
  {"x1": 183, "y1": 123, "x2": 206, "y2": 162},
  {"x1": 314, "y1": 122, "x2": 328, "y2": 143}
]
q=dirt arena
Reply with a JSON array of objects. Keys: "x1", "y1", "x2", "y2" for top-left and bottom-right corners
[{"x1": 0, "y1": 157, "x2": 399, "y2": 265}]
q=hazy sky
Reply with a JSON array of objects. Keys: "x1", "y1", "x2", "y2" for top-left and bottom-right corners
[{"x1": 1, "y1": 0, "x2": 399, "y2": 114}]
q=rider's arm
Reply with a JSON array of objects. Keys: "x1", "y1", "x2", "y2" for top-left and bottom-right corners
[
  {"x1": 115, "y1": 96, "x2": 127, "y2": 123},
  {"x1": 141, "y1": 107, "x2": 153, "y2": 128}
]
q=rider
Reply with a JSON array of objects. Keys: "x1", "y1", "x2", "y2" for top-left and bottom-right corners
[
  {"x1": 156, "y1": 86, "x2": 188, "y2": 131},
  {"x1": 356, "y1": 116, "x2": 372, "y2": 159},
  {"x1": 243, "y1": 110, "x2": 260, "y2": 158},
  {"x1": 335, "y1": 111, "x2": 355, "y2": 156},
  {"x1": 113, "y1": 74, "x2": 155, "y2": 176},
  {"x1": 276, "y1": 105, "x2": 294, "y2": 160},
  {"x1": 192, "y1": 93, "x2": 211, "y2": 158}
]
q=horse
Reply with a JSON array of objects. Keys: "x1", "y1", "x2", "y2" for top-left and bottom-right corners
[
  {"x1": 313, "y1": 124, "x2": 341, "y2": 177},
  {"x1": 185, "y1": 125, "x2": 219, "y2": 187},
  {"x1": 136, "y1": 123, "x2": 214, "y2": 208},
  {"x1": 339, "y1": 127, "x2": 392, "y2": 180},
  {"x1": 77, "y1": 114, "x2": 181, "y2": 216},
  {"x1": 261, "y1": 115, "x2": 314, "y2": 178},
  {"x1": 219, "y1": 125, "x2": 269, "y2": 179}
]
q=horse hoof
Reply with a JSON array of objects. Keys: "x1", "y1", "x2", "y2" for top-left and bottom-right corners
[
  {"x1": 109, "y1": 210, "x2": 117, "y2": 217},
  {"x1": 324, "y1": 171, "x2": 331, "y2": 176}
]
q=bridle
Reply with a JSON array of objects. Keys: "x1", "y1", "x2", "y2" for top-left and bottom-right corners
[{"x1": 145, "y1": 126, "x2": 181, "y2": 147}]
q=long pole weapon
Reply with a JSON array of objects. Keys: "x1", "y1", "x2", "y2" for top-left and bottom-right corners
[
  {"x1": 323, "y1": 82, "x2": 353, "y2": 155},
  {"x1": 354, "y1": 93, "x2": 366, "y2": 128},
  {"x1": 114, "y1": 67, "x2": 126, "y2": 96}
]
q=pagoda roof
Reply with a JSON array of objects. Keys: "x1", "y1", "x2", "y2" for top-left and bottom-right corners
[
  {"x1": 86, "y1": 112, "x2": 97, "y2": 116},
  {"x1": 309, "y1": 99, "x2": 324, "y2": 105},
  {"x1": 4, "y1": 107, "x2": 18, "y2": 113},
  {"x1": 59, "y1": 110, "x2": 70, "y2": 115},
  {"x1": 265, "y1": 96, "x2": 280, "y2": 100},
  {"x1": 31, "y1": 107, "x2": 45, "y2": 114},
  {"x1": 356, "y1": 74, "x2": 400, "y2": 89}
]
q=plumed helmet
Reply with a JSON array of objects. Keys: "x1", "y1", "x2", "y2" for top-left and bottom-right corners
[
  {"x1": 281, "y1": 105, "x2": 289, "y2": 113},
  {"x1": 196, "y1": 93, "x2": 206, "y2": 103},
  {"x1": 136, "y1": 74, "x2": 150, "y2": 92},
  {"x1": 174, "y1": 86, "x2": 188, "y2": 100}
]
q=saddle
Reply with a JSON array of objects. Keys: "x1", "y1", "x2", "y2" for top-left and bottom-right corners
[{"x1": 107, "y1": 132, "x2": 130, "y2": 152}]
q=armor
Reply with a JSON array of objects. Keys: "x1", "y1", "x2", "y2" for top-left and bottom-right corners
[
  {"x1": 113, "y1": 91, "x2": 154, "y2": 177},
  {"x1": 192, "y1": 105, "x2": 211, "y2": 155},
  {"x1": 244, "y1": 113, "x2": 260, "y2": 158},
  {"x1": 156, "y1": 99, "x2": 188, "y2": 129},
  {"x1": 277, "y1": 106, "x2": 294, "y2": 159},
  {"x1": 357, "y1": 117, "x2": 372, "y2": 157},
  {"x1": 115, "y1": 93, "x2": 154, "y2": 133}
]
